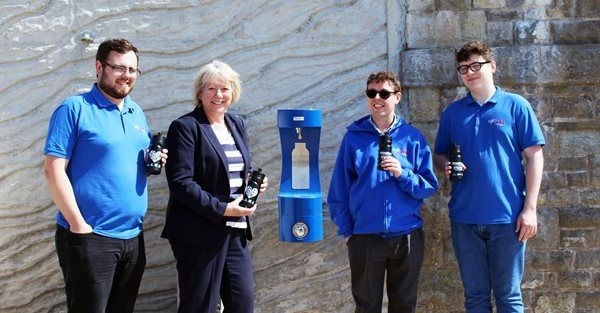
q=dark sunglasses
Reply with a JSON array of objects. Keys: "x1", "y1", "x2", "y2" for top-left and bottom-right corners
[{"x1": 365, "y1": 89, "x2": 398, "y2": 99}]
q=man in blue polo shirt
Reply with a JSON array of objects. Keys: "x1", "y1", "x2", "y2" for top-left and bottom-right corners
[
  {"x1": 433, "y1": 41, "x2": 545, "y2": 313},
  {"x1": 43, "y1": 38, "x2": 167, "y2": 313}
]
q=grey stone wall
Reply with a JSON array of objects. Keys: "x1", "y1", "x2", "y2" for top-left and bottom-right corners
[{"x1": 0, "y1": 0, "x2": 598, "y2": 312}]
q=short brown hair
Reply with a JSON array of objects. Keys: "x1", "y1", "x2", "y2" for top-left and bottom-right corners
[
  {"x1": 96, "y1": 38, "x2": 139, "y2": 63},
  {"x1": 456, "y1": 40, "x2": 494, "y2": 63},
  {"x1": 366, "y1": 71, "x2": 401, "y2": 92}
]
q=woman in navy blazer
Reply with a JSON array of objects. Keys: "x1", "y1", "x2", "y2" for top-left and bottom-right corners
[{"x1": 162, "y1": 60, "x2": 267, "y2": 313}]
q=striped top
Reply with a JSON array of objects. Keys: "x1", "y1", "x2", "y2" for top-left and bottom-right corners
[{"x1": 213, "y1": 126, "x2": 247, "y2": 229}]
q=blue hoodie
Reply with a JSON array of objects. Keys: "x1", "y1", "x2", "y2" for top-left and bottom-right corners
[{"x1": 327, "y1": 114, "x2": 438, "y2": 238}]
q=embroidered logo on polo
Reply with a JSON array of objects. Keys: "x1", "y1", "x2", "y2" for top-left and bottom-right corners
[
  {"x1": 393, "y1": 147, "x2": 408, "y2": 156},
  {"x1": 133, "y1": 124, "x2": 146, "y2": 133},
  {"x1": 488, "y1": 119, "x2": 505, "y2": 126}
]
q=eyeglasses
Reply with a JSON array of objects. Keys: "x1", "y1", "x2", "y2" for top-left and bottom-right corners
[
  {"x1": 101, "y1": 61, "x2": 142, "y2": 76},
  {"x1": 365, "y1": 89, "x2": 398, "y2": 99},
  {"x1": 457, "y1": 61, "x2": 491, "y2": 75}
]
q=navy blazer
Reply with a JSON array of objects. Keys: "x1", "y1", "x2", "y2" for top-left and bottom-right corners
[{"x1": 161, "y1": 107, "x2": 253, "y2": 247}]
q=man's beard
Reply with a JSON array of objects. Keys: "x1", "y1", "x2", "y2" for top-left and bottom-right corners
[{"x1": 98, "y1": 76, "x2": 133, "y2": 100}]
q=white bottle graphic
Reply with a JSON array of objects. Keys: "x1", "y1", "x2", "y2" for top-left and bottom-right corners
[{"x1": 292, "y1": 142, "x2": 310, "y2": 189}]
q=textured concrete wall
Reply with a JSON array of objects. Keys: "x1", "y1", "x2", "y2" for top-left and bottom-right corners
[{"x1": 1, "y1": 0, "x2": 598, "y2": 312}]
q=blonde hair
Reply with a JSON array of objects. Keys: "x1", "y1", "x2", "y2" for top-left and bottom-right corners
[{"x1": 193, "y1": 60, "x2": 242, "y2": 107}]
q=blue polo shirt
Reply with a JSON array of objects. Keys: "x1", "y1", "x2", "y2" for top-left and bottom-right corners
[
  {"x1": 44, "y1": 84, "x2": 151, "y2": 239},
  {"x1": 434, "y1": 87, "x2": 545, "y2": 224}
]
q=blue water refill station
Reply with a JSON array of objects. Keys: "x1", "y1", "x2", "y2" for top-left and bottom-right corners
[{"x1": 278, "y1": 109, "x2": 323, "y2": 242}]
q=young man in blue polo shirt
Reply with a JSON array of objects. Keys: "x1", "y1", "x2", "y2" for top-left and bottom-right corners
[
  {"x1": 433, "y1": 41, "x2": 545, "y2": 312},
  {"x1": 44, "y1": 38, "x2": 167, "y2": 313}
]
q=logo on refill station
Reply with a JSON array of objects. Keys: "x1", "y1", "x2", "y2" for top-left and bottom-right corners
[{"x1": 278, "y1": 109, "x2": 323, "y2": 242}]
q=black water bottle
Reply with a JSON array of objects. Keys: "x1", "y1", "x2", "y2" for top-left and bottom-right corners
[
  {"x1": 378, "y1": 134, "x2": 392, "y2": 171},
  {"x1": 449, "y1": 143, "x2": 464, "y2": 181},
  {"x1": 145, "y1": 133, "x2": 166, "y2": 175},
  {"x1": 240, "y1": 168, "x2": 265, "y2": 208}
]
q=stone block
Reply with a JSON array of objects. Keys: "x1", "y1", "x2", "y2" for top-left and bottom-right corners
[
  {"x1": 551, "y1": 94, "x2": 595, "y2": 119},
  {"x1": 575, "y1": 250, "x2": 600, "y2": 269},
  {"x1": 523, "y1": 7, "x2": 551, "y2": 20},
  {"x1": 559, "y1": 130, "x2": 600, "y2": 158},
  {"x1": 546, "y1": 0, "x2": 573, "y2": 18},
  {"x1": 558, "y1": 271, "x2": 593, "y2": 290},
  {"x1": 406, "y1": 11, "x2": 487, "y2": 49},
  {"x1": 541, "y1": 172, "x2": 566, "y2": 191},
  {"x1": 514, "y1": 20, "x2": 551, "y2": 44},
  {"x1": 459, "y1": 11, "x2": 490, "y2": 42},
  {"x1": 534, "y1": 292, "x2": 576, "y2": 313},
  {"x1": 523, "y1": 270, "x2": 558, "y2": 290},
  {"x1": 558, "y1": 157, "x2": 591, "y2": 172},
  {"x1": 576, "y1": 291, "x2": 600, "y2": 312},
  {"x1": 401, "y1": 48, "x2": 457, "y2": 87},
  {"x1": 546, "y1": 188, "x2": 582, "y2": 208},
  {"x1": 474, "y1": 0, "x2": 507, "y2": 9},
  {"x1": 527, "y1": 250, "x2": 574, "y2": 270},
  {"x1": 559, "y1": 207, "x2": 600, "y2": 228},
  {"x1": 561, "y1": 229, "x2": 600, "y2": 249},
  {"x1": 593, "y1": 153, "x2": 600, "y2": 168},
  {"x1": 540, "y1": 44, "x2": 600, "y2": 84},
  {"x1": 566, "y1": 171, "x2": 590, "y2": 187},
  {"x1": 437, "y1": 0, "x2": 471, "y2": 10},
  {"x1": 406, "y1": 0, "x2": 435, "y2": 12},
  {"x1": 406, "y1": 12, "x2": 460, "y2": 48},
  {"x1": 581, "y1": 189, "x2": 600, "y2": 206},
  {"x1": 487, "y1": 9, "x2": 523, "y2": 21},
  {"x1": 593, "y1": 171, "x2": 600, "y2": 187},
  {"x1": 551, "y1": 20, "x2": 600, "y2": 44},
  {"x1": 494, "y1": 45, "x2": 542, "y2": 85},
  {"x1": 407, "y1": 88, "x2": 442, "y2": 122},
  {"x1": 511, "y1": 0, "x2": 555, "y2": 7},
  {"x1": 487, "y1": 21, "x2": 514, "y2": 45},
  {"x1": 574, "y1": 0, "x2": 600, "y2": 18}
]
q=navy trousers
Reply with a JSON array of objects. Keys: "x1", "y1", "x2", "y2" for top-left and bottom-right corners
[{"x1": 171, "y1": 227, "x2": 254, "y2": 313}]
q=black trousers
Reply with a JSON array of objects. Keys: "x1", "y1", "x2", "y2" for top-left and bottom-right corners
[
  {"x1": 347, "y1": 228, "x2": 425, "y2": 313},
  {"x1": 171, "y1": 227, "x2": 254, "y2": 313},
  {"x1": 55, "y1": 225, "x2": 146, "y2": 313}
]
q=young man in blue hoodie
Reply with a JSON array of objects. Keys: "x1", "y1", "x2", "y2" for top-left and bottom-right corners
[{"x1": 327, "y1": 71, "x2": 438, "y2": 313}]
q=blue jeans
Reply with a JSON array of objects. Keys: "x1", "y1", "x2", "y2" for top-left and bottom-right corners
[{"x1": 451, "y1": 222, "x2": 525, "y2": 313}]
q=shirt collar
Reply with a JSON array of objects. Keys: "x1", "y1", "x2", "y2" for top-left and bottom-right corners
[
  {"x1": 369, "y1": 114, "x2": 397, "y2": 135},
  {"x1": 90, "y1": 83, "x2": 132, "y2": 111},
  {"x1": 467, "y1": 86, "x2": 501, "y2": 106}
]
